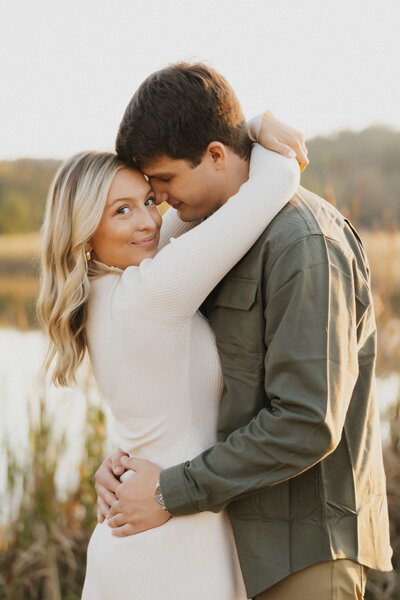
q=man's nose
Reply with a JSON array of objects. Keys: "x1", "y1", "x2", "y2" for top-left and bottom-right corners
[
  {"x1": 155, "y1": 191, "x2": 169, "y2": 206},
  {"x1": 148, "y1": 178, "x2": 168, "y2": 206}
]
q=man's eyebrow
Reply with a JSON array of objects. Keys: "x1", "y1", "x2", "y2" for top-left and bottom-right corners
[
  {"x1": 108, "y1": 187, "x2": 153, "y2": 207},
  {"x1": 145, "y1": 172, "x2": 173, "y2": 179}
]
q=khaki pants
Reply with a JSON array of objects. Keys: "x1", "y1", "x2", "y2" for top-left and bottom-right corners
[{"x1": 255, "y1": 560, "x2": 368, "y2": 600}]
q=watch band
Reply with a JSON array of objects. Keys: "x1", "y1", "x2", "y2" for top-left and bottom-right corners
[{"x1": 154, "y1": 480, "x2": 168, "y2": 511}]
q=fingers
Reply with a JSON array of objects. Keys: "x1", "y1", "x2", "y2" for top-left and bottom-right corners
[
  {"x1": 107, "y1": 512, "x2": 126, "y2": 528},
  {"x1": 268, "y1": 138, "x2": 297, "y2": 159},
  {"x1": 97, "y1": 495, "x2": 112, "y2": 521},
  {"x1": 95, "y1": 458, "x2": 119, "y2": 522},
  {"x1": 95, "y1": 464, "x2": 120, "y2": 494},
  {"x1": 108, "y1": 499, "x2": 121, "y2": 517},
  {"x1": 120, "y1": 455, "x2": 143, "y2": 470},
  {"x1": 110, "y1": 514, "x2": 172, "y2": 536},
  {"x1": 95, "y1": 482, "x2": 118, "y2": 508},
  {"x1": 260, "y1": 113, "x2": 309, "y2": 172},
  {"x1": 289, "y1": 131, "x2": 309, "y2": 172},
  {"x1": 111, "y1": 449, "x2": 129, "y2": 477},
  {"x1": 296, "y1": 145, "x2": 309, "y2": 173},
  {"x1": 97, "y1": 508, "x2": 105, "y2": 523},
  {"x1": 269, "y1": 137, "x2": 309, "y2": 173},
  {"x1": 111, "y1": 524, "x2": 138, "y2": 537}
]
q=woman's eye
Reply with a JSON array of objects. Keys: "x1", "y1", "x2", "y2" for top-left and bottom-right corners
[
  {"x1": 145, "y1": 196, "x2": 156, "y2": 206},
  {"x1": 116, "y1": 206, "x2": 131, "y2": 215}
]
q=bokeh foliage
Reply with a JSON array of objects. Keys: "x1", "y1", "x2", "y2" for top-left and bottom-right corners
[{"x1": 1, "y1": 126, "x2": 400, "y2": 234}]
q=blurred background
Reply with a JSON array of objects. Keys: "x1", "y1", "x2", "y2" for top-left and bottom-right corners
[{"x1": 0, "y1": 1, "x2": 399, "y2": 598}]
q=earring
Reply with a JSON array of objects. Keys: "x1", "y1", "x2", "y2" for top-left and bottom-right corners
[{"x1": 86, "y1": 250, "x2": 92, "y2": 261}]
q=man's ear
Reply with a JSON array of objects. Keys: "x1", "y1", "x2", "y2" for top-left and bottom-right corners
[{"x1": 205, "y1": 142, "x2": 228, "y2": 170}]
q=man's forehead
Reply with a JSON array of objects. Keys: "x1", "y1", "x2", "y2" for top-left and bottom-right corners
[{"x1": 142, "y1": 155, "x2": 189, "y2": 177}]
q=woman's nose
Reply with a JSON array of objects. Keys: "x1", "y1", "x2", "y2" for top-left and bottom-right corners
[{"x1": 137, "y1": 207, "x2": 159, "y2": 231}]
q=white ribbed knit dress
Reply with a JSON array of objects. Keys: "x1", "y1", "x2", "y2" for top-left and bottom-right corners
[{"x1": 81, "y1": 145, "x2": 299, "y2": 600}]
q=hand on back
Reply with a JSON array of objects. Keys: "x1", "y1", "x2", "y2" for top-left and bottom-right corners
[{"x1": 259, "y1": 111, "x2": 308, "y2": 172}]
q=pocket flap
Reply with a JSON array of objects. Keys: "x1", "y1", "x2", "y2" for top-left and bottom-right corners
[{"x1": 214, "y1": 277, "x2": 258, "y2": 310}]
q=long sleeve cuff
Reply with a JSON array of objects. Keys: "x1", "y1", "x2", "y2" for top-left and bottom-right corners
[
  {"x1": 159, "y1": 463, "x2": 198, "y2": 516},
  {"x1": 247, "y1": 113, "x2": 263, "y2": 142}
]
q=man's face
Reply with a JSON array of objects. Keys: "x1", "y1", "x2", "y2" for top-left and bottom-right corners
[{"x1": 143, "y1": 154, "x2": 222, "y2": 222}]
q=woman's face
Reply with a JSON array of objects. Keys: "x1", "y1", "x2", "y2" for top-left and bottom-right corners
[{"x1": 89, "y1": 168, "x2": 162, "y2": 269}]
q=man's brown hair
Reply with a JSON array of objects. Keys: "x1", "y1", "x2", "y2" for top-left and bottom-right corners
[{"x1": 116, "y1": 62, "x2": 251, "y2": 168}]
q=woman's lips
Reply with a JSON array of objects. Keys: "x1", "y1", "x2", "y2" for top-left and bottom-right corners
[{"x1": 132, "y1": 235, "x2": 157, "y2": 248}]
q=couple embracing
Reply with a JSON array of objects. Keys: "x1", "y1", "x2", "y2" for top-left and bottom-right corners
[{"x1": 39, "y1": 63, "x2": 392, "y2": 599}]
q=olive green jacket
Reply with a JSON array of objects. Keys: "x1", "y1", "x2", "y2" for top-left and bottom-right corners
[{"x1": 160, "y1": 186, "x2": 392, "y2": 598}]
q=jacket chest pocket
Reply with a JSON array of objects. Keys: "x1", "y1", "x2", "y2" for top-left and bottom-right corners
[{"x1": 209, "y1": 277, "x2": 263, "y2": 368}]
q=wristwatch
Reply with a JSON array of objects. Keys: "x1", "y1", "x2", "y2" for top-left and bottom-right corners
[{"x1": 154, "y1": 480, "x2": 168, "y2": 511}]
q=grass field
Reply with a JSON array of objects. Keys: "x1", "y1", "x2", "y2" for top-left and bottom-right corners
[{"x1": 0, "y1": 232, "x2": 39, "y2": 259}]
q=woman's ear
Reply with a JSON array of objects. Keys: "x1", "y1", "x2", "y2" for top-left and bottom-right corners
[{"x1": 205, "y1": 142, "x2": 228, "y2": 170}]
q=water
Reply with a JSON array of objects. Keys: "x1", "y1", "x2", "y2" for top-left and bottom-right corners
[{"x1": 0, "y1": 328, "x2": 114, "y2": 514}]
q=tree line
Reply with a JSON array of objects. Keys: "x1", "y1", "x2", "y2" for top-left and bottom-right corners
[{"x1": 1, "y1": 125, "x2": 399, "y2": 234}]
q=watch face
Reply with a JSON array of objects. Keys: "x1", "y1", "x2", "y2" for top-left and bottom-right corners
[{"x1": 154, "y1": 484, "x2": 166, "y2": 508}]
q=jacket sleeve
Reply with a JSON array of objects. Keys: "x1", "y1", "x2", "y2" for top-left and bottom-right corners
[{"x1": 160, "y1": 234, "x2": 361, "y2": 514}]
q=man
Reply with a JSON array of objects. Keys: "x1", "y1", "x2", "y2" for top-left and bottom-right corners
[{"x1": 95, "y1": 63, "x2": 392, "y2": 599}]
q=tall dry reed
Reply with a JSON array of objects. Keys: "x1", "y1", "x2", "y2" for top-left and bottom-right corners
[{"x1": 0, "y1": 389, "x2": 107, "y2": 600}]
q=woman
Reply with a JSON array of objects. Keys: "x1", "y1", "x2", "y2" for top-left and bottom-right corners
[{"x1": 38, "y1": 114, "x2": 301, "y2": 599}]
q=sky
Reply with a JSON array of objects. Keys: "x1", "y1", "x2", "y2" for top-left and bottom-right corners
[{"x1": 1, "y1": 0, "x2": 399, "y2": 159}]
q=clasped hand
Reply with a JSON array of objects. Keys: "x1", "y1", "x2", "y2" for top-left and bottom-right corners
[
  {"x1": 259, "y1": 111, "x2": 308, "y2": 173},
  {"x1": 95, "y1": 450, "x2": 171, "y2": 537}
]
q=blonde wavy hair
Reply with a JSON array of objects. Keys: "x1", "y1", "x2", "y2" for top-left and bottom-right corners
[{"x1": 38, "y1": 151, "x2": 127, "y2": 386}]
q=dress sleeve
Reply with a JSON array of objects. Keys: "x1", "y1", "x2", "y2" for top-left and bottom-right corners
[
  {"x1": 157, "y1": 207, "x2": 200, "y2": 251},
  {"x1": 120, "y1": 145, "x2": 300, "y2": 323},
  {"x1": 247, "y1": 113, "x2": 263, "y2": 142}
]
